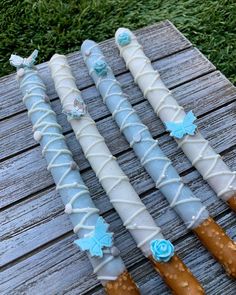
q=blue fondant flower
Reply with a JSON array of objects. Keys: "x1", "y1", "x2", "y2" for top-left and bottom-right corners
[
  {"x1": 94, "y1": 60, "x2": 108, "y2": 77},
  {"x1": 150, "y1": 239, "x2": 174, "y2": 262},
  {"x1": 117, "y1": 32, "x2": 131, "y2": 46}
]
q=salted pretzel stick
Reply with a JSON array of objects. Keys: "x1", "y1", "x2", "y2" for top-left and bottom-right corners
[
  {"x1": 115, "y1": 28, "x2": 236, "y2": 212},
  {"x1": 81, "y1": 40, "x2": 236, "y2": 279},
  {"x1": 49, "y1": 53, "x2": 204, "y2": 295},
  {"x1": 10, "y1": 50, "x2": 139, "y2": 295}
]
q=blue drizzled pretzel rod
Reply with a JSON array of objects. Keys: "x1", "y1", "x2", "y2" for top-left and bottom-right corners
[
  {"x1": 81, "y1": 41, "x2": 236, "y2": 279},
  {"x1": 9, "y1": 50, "x2": 140, "y2": 295},
  {"x1": 49, "y1": 53, "x2": 205, "y2": 295},
  {"x1": 81, "y1": 42, "x2": 208, "y2": 230}
]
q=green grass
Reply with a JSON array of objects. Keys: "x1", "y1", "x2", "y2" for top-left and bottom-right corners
[{"x1": 1, "y1": 0, "x2": 236, "y2": 83}]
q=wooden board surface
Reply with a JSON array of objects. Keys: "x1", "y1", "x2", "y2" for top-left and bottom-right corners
[{"x1": 1, "y1": 20, "x2": 236, "y2": 294}]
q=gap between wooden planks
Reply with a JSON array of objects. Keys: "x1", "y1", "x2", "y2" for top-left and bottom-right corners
[{"x1": 0, "y1": 20, "x2": 236, "y2": 295}]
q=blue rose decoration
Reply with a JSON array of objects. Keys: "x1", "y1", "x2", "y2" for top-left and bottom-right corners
[
  {"x1": 94, "y1": 60, "x2": 108, "y2": 77},
  {"x1": 150, "y1": 239, "x2": 174, "y2": 262},
  {"x1": 117, "y1": 32, "x2": 131, "y2": 46}
]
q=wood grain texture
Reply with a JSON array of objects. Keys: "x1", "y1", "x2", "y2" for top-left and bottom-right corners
[
  {"x1": 1, "y1": 146, "x2": 236, "y2": 267},
  {"x1": 1, "y1": 87, "x2": 235, "y2": 208},
  {"x1": 0, "y1": 20, "x2": 191, "y2": 120},
  {"x1": 0, "y1": 21, "x2": 236, "y2": 295},
  {"x1": 0, "y1": 47, "x2": 216, "y2": 161},
  {"x1": 1, "y1": 212, "x2": 235, "y2": 295}
]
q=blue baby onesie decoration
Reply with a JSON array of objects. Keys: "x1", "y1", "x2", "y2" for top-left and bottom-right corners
[
  {"x1": 63, "y1": 96, "x2": 87, "y2": 121},
  {"x1": 117, "y1": 32, "x2": 131, "y2": 46},
  {"x1": 74, "y1": 217, "x2": 113, "y2": 257},
  {"x1": 150, "y1": 239, "x2": 174, "y2": 262},
  {"x1": 165, "y1": 111, "x2": 197, "y2": 139}
]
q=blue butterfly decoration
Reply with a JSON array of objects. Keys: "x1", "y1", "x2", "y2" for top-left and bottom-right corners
[
  {"x1": 165, "y1": 111, "x2": 197, "y2": 139},
  {"x1": 74, "y1": 217, "x2": 113, "y2": 257}
]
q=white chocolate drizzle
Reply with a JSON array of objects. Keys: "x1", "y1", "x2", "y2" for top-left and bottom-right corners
[
  {"x1": 20, "y1": 69, "x2": 99, "y2": 232},
  {"x1": 49, "y1": 54, "x2": 163, "y2": 255},
  {"x1": 13, "y1": 62, "x2": 123, "y2": 284},
  {"x1": 82, "y1": 43, "x2": 207, "y2": 230},
  {"x1": 116, "y1": 29, "x2": 236, "y2": 201}
]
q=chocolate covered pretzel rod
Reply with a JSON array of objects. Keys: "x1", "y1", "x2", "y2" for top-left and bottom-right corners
[
  {"x1": 49, "y1": 53, "x2": 204, "y2": 295},
  {"x1": 81, "y1": 40, "x2": 236, "y2": 279},
  {"x1": 115, "y1": 28, "x2": 236, "y2": 212},
  {"x1": 10, "y1": 50, "x2": 139, "y2": 295}
]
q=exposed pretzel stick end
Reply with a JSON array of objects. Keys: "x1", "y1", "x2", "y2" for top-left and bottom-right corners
[
  {"x1": 149, "y1": 254, "x2": 205, "y2": 295},
  {"x1": 193, "y1": 217, "x2": 236, "y2": 279},
  {"x1": 105, "y1": 271, "x2": 140, "y2": 295},
  {"x1": 227, "y1": 194, "x2": 236, "y2": 212}
]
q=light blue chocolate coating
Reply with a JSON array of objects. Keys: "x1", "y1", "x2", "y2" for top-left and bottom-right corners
[
  {"x1": 10, "y1": 52, "x2": 125, "y2": 283},
  {"x1": 15, "y1": 66, "x2": 99, "y2": 238},
  {"x1": 81, "y1": 40, "x2": 209, "y2": 229}
]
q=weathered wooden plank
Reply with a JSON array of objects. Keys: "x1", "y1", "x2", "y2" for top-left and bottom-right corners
[
  {"x1": 1, "y1": 210, "x2": 235, "y2": 295},
  {"x1": 1, "y1": 144, "x2": 235, "y2": 266},
  {"x1": 93, "y1": 213, "x2": 236, "y2": 295},
  {"x1": 1, "y1": 93, "x2": 235, "y2": 209},
  {"x1": 0, "y1": 46, "x2": 216, "y2": 161},
  {"x1": 0, "y1": 20, "x2": 192, "y2": 120},
  {"x1": 1, "y1": 20, "x2": 235, "y2": 295}
]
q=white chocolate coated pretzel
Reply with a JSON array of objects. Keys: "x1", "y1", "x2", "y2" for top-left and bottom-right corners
[
  {"x1": 115, "y1": 28, "x2": 236, "y2": 204},
  {"x1": 49, "y1": 54, "x2": 163, "y2": 256}
]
